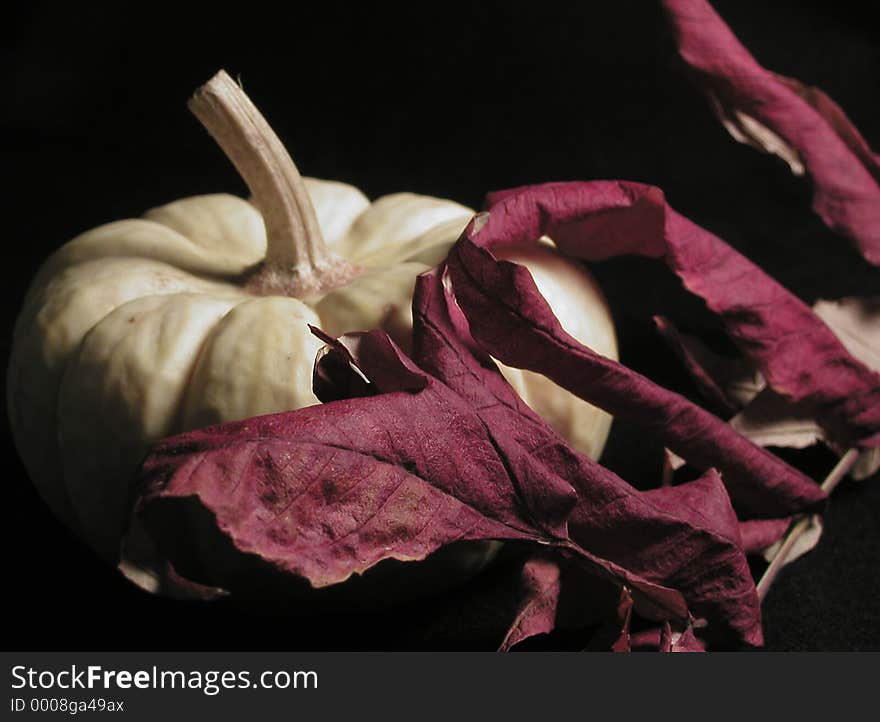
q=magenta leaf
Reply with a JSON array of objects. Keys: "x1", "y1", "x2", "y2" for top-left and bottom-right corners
[
  {"x1": 499, "y1": 557, "x2": 660, "y2": 652},
  {"x1": 139, "y1": 335, "x2": 556, "y2": 587},
  {"x1": 499, "y1": 555, "x2": 567, "y2": 652},
  {"x1": 576, "y1": 470, "x2": 760, "y2": 645},
  {"x1": 498, "y1": 555, "x2": 625, "y2": 652},
  {"x1": 452, "y1": 180, "x2": 880, "y2": 463},
  {"x1": 772, "y1": 73, "x2": 880, "y2": 184},
  {"x1": 138, "y1": 327, "x2": 688, "y2": 625},
  {"x1": 446, "y1": 186, "x2": 822, "y2": 516},
  {"x1": 660, "y1": 0, "x2": 880, "y2": 264},
  {"x1": 670, "y1": 296, "x2": 880, "y2": 480},
  {"x1": 413, "y1": 269, "x2": 762, "y2": 646}
]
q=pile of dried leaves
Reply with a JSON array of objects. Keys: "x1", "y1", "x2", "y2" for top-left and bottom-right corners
[{"x1": 134, "y1": 0, "x2": 880, "y2": 651}]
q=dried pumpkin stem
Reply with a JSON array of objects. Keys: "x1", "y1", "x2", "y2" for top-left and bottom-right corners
[
  {"x1": 189, "y1": 70, "x2": 357, "y2": 297},
  {"x1": 756, "y1": 447, "x2": 860, "y2": 601}
]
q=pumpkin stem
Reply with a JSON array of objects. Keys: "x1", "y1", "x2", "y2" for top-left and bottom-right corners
[{"x1": 189, "y1": 70, "x2": 358, "y2": 298}]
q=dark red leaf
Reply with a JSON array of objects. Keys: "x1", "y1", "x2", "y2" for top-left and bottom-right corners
[
  {"x1": 680, "y1": 296, "x2": 880, "y2": 480},
  {"x1": 498, "y1": 555, "x2": 567, "y2": 652},
  {"x1": 413, "y1": 269, "x2": 762, "y2": 645},
  {"x1": 458, "y1": 180, "x2": 880, "y2": 458},
  {"x1": 498, "y1": 557, "x2": 660, "y2": 652},
  {"x1": 771, "y1": 73, "x2": 880, "y2": 184},
  {"x1": 498, "y1": 554, "x2": 625, "y2": 652},
  {"x1": 579, "y1": 470, "x2": 760, "y2": 646},
  {"x1": 661, "y1": 0, "x2": 880, "y2": 264},
  {"x1": 139, "y1": 327, "x2": 687, "y2": 624},
  {"x1": 446, "y1": 184, "x2": 829, "y2": 516}
]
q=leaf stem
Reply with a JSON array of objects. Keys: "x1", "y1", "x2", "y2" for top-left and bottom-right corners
[{"x1": 756, "y1": 448, "x2": 860, "y2": 601}]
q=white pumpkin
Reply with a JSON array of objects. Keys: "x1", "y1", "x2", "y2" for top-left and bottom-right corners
[{"x1": 7, "y1": 71, "x2": 617, "y2": 572}]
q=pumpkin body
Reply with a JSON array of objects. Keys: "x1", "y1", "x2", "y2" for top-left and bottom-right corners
[{"x1": 8, "y1": 178, "x2": 617, "y2": 580}]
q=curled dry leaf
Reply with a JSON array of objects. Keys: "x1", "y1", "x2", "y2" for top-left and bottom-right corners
[
  {"x1": 770, "y1": 74, "x2": 880, "y2": 185},
  {"x1": 661, "y1": 296, "x2": 880, "y2": 558},
  {"x1": 654, "y1": 319, "x2": 824, "y2": 560},
  {"x1": 678, "y1": 296, "x2": 880, "y2": 480},
  {"x1": 662, "y1": 293, "x2": 880, "y2": 560},
  {"x1": 449, "y1": 181, "x2": 833, "y2": 516},
  {"x1": 661, "y1": 0, "x2": 880, "y2": 264},
  {"x1": 138, "y1": 325, "x2": 690, "y2": 629},
  {"x1": 414, "y1": 269, "x2": 761, "y2": 646},
  {"x1": 475, "y1": 181, "x2": 880, "y2": 451},
  {"x1": 815, "y1": 297, "x2": 880, "y2": 480},
  {"x1": 448, "y1": 180, "x2": 880, "y2": 581},
  {"x1": 497, "y1": 554, "x2": 629, "y2": 652}
]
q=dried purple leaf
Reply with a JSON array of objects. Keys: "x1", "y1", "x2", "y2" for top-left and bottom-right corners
[
  {"x1": 446, "y1": 181, "x2": 831, "y2": 515},
  {"x1": 414, "y1": 269, "x2": 762, "y2": 645},
  {"x1": 661, "y1": 0, "x2": 880, "y2": 264},
  {"x1": 139, "y1": 326, "x2": 687, "y2": 625},
  {"x1": 498, "y1": 554, "x2": 625, "y2": 652},
  {"x1": 691, "y1": 296, "x2": 880, "y2": 479}
]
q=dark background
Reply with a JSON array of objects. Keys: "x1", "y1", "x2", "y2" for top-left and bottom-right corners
[{"x1": 3, "y1": 1, "x2": 879, "y2": 650}]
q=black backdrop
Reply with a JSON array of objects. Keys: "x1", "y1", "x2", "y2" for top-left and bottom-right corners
[{"x1": 4, "y1": 1, "x2": 879, "y2": 650}]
